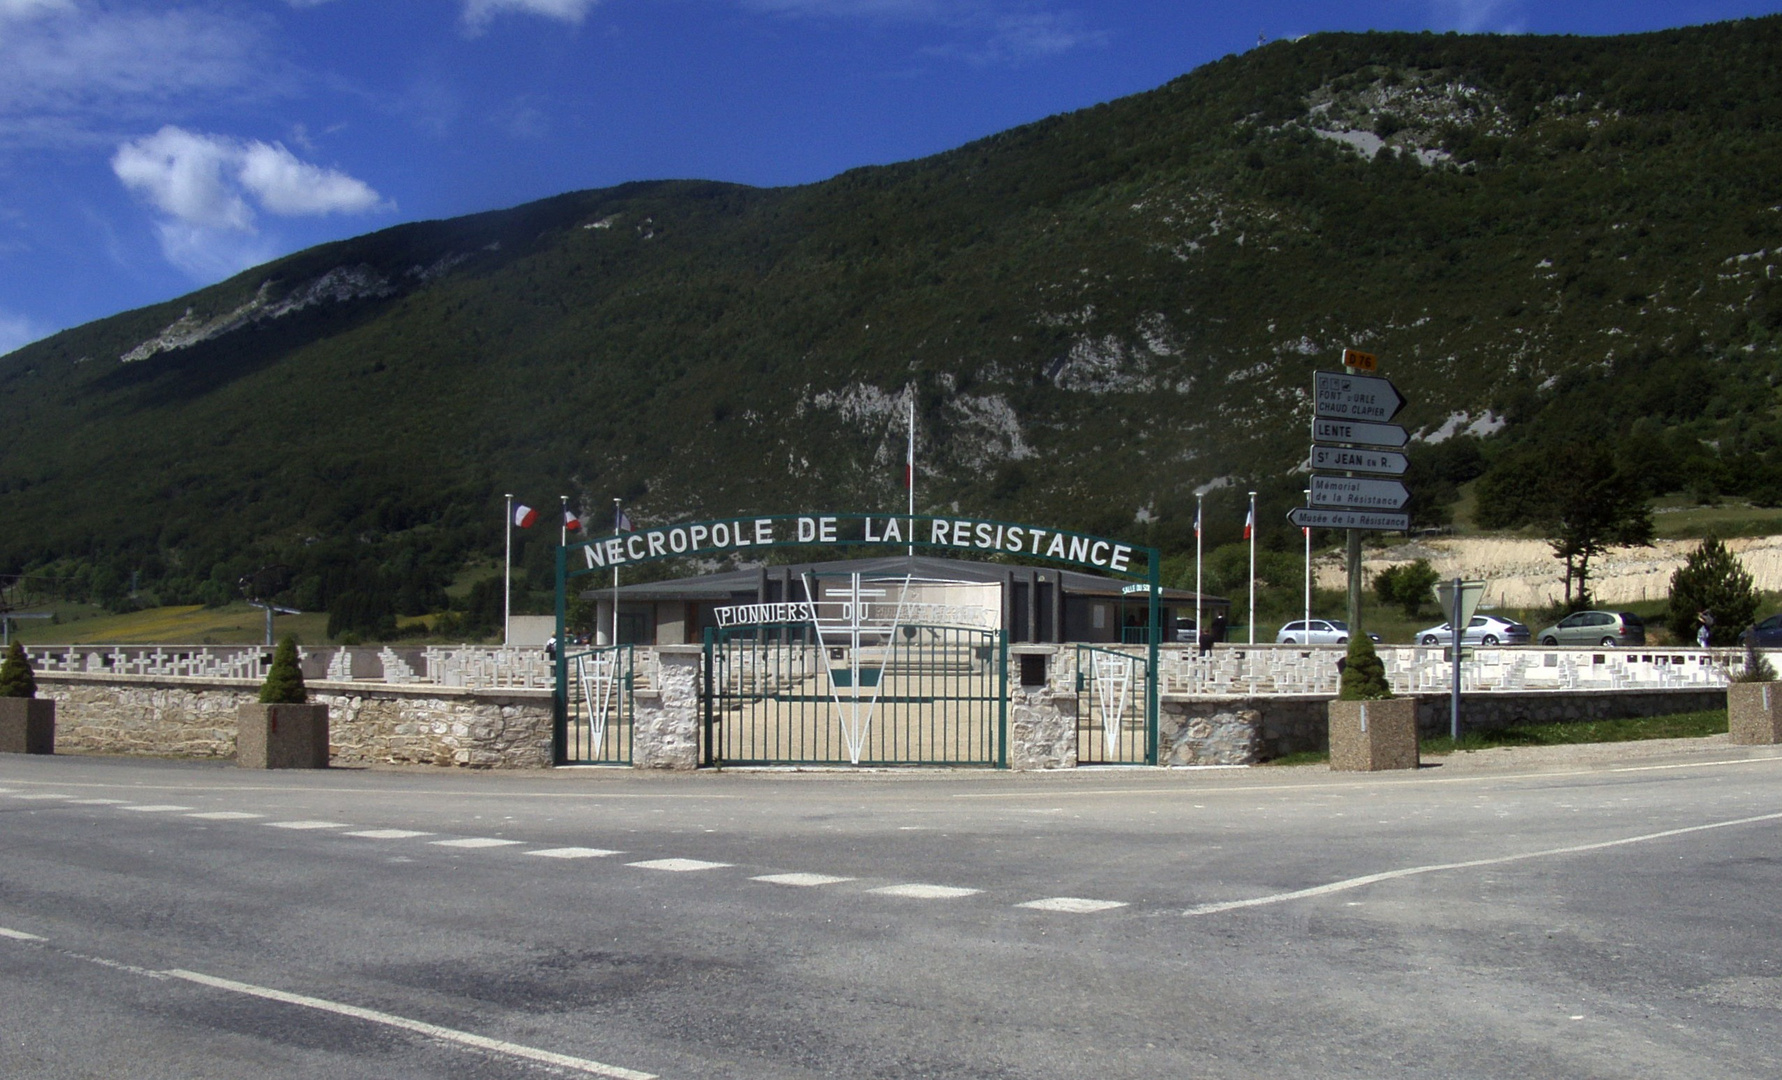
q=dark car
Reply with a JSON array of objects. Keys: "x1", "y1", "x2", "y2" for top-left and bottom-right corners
[{"x1": 1742, "y1": 614, "x2": 1782, "y2": 648}]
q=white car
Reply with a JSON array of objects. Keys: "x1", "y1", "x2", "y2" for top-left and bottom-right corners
[
  {"x1": 1275, "y1": 619, "x2": 1378, "y2": 645},
  {"x1": 1415, "y1": 614, "x2": 1532, "y2": 647}
]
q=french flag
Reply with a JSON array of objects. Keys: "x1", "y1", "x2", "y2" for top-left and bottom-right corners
[
  {"x1": 514, "y1": 504, "x2": 538, "y2": 528},
  {"x1": 617, "y1": 508, "x2": 634, "y2": 532},
  {"x1": 1243, "y1": 506, "x2": 1254, "y2": 540},
  {"x1": 1193, "y1": 503, "x2": 1201, "y2": 539},
  {"x1": 563, "y1": 508, "x2": 581, "y2": 531}
]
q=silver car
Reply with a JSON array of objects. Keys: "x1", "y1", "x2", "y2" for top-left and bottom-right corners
[
  {"x1": 1415, "y1": 614, "x2": 1531, "y2": 647},
  {"x1": 1275, "y1": 619, "x2": 1378, "y2": 645},
  {"x1": 1535, "y1": 610, "x2": 1646, "y2": 647}
]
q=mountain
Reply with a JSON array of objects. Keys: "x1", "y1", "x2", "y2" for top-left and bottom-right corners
[{"x1": 4, "y1": 17, "x2": 1782, "y2": 627}]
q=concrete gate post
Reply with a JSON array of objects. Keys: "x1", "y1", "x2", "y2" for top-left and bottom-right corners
[
  {"x1": 634, "y1": 646, "x2": 700, "y2": 769},
  {"x1": 1728, "y1": 683, "x2": 1782, "y2": 744}
]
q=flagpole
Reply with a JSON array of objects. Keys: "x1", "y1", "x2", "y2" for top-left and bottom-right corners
[
  {"x1": 1194, "y1": 492, "x2": 1203, "y2": 650},
  {"x1": 611, "y1": 498, "x2": 621, "y2": 647},
  {"x1": 503, "y1": 493, "x2": 513, "y2": 648},
  {"x1": 560, "y1": 495, "x2": 568, "y2": 548},
  {"x1": 1247, "y1": 490, "x2": 1257, "y2": 647},
  {"x1": 906, "y1": 386, "x2": 915, "y2": 557}
]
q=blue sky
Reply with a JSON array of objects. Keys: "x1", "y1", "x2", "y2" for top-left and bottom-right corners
[{"x1": 2, "y1": 0, "x2": 1779, "y2": 355}]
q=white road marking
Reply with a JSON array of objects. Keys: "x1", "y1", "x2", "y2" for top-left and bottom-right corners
[
  {"x1": 627, "y1": 858, "x2": 730, "y2": 872},
  {"x1": 117, "y1": 805, "x2": 193, "y2": 812},
  {"x1": 185, "y1": 811, "x2": 265, "y2": 820},
  {"x1": 527, "y1": 847, "x2": 623, "y2": 859},
  {"x1": 68, "y1": 798, "x2": 128, "y2": 805},
  {"x1": 263, "y1": 820, "x2": 349, "y2": 830},
  {"x1": 12, "y1": 793, "x2": 71, "y2": 800},
  {"x1": 160, "y1": 969, "x2": 657, "y2": 1079},
  {"x1": 1184, "y1": 809, "x2": 1782, "y2": 916},
  {"x1": 345, "y1": 829, "x2": 432, "y2": 839},
  {"x1": 430, "y1": 837, "x2": 524, "y2": 849},
  {"x1": 0, "y1": 927, "x2": 45, "y2": 941},
  {"x1": 1018, "y1": 897, "x2": 1128, "y2": 913},
  {"x1": 870, "y1": 884, "x2": 981, "y2": 899},
  {"x1": 751, "y1": 873, "x2": 854, "y2": 887}
]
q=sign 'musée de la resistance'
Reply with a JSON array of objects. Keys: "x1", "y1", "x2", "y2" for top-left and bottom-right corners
[{"x1": 572, "y1": 513, "x2": 1144, "y2": 576}]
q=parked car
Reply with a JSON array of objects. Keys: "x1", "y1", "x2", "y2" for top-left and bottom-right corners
[
  {"x1": 1275, "y1": 619, "x2": 1379, "y2": 645},
  {"x1": 1741, "y1": 614, "x2": 1782, "y2": 648},
  {"x1": 1534, "y1": 610, "x2": 1646, "y2": 647},
  {"x1": 1415, "y1": 614, "x2": 1532, "y2": 647}
]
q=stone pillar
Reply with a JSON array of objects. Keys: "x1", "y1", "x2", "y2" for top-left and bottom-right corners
[
  {"x1": 1328, "y1": 697, "x2": 1418, "y2": 771},
  {"x1": 0, "y1": 698, "x2": 55, "y2": 754},
  {"x1": 1006, "y1": 646, "x2": 1074, "y2": 770},
  {"x1": 1728, "y1": 683, "x2": 1782, "y2": 744},
  {"x1": 236, "y1": 703, "x2": 330, "y2": 768},
  {"x1": 634, "y1": 646, "x2": 701, "y2": 769}
]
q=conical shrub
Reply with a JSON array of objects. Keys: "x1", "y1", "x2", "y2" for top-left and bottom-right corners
[
  {"x1": 0, "y1": 641, "x2": 36, "y2": 699},
  {"x1": 1338, "y1": 633, "x2": 1393, "y2": 701},
  {"x1": 258, "y1": 636, "x2": 308, "y2": 704}
]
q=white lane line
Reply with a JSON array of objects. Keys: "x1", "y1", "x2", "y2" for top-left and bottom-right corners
[
  {"x1": 162, "y1": 969, "x2": 656, "y2": 1079},
  {"x1": 627, "y1": 858, "x2": 730, "y2": 873},
  {"x1": 0, "y1": 927, "x2": 45, "y2": 941},
  {"x1": 345, "y1": 829, "x2": 432, "y2": 840},
  {"x1": 1185, "y1": 809, "x2": 1782, "y2": 916},
  {"x1": 186, "y1": 811, "x2": 266, "y2": 820},
  {"x1": 869, "y1": 884, "x2": 981, "y2": 899},
  {"x1": 527, "y1": 847, "x2": 623, "y2": 859},
  {"x1": 1018, "y1": 897, "x2": 1128, "y2": 913},
  {"x1": 11, "y1": 793, "x2": 72, "y2": 800},
  {"x1": 752, "y1": 873, "x2": 855, "y2": 887},
  {"x1": 430, "y1": 837, "x2": 524, "y2": 849},
  {"x1": 69, "y1": 798, "x2": 128, "y2": 805},
  {"x1": 117, "y1": 805, "x2": 193, "y2": 812},
  {"x1": 264, "y1": 820, "x2": 349, "y2": 830}
]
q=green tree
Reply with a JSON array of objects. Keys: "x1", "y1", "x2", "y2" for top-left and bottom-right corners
[
  {"x1": 1373, "y1": 559, "x2": 1441, "y2": 617},
  {"x1": 1338, "y1": 634, "x2": 1393, "y2": 700},
  {"x1": 1667, "y1": 534, "x2": 1758, "y2": 646},
  {"x1": 258, "y1": 636, "x2": 308, "y2": 704},
  {"x1": 0, "y1": 641, "x2": 37, "y2": 698},
  {"x1": 1477, "y1": 445, "x2": 1654, "y2": 608}
]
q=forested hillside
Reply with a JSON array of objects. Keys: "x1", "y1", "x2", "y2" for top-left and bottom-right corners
[{"x1": 3, "y1": 17, "x2": 1781, "y2": 631}]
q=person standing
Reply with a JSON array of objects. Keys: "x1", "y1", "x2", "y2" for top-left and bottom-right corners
[{"x1": 1697, "y1": 610, "x2": 1714, "y2": 650}]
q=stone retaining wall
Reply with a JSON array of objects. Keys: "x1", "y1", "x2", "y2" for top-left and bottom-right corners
[{"x1": 39, "y1": 673, "x2": 553, "y2": 769}]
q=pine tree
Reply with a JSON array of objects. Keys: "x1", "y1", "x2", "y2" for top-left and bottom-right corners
[
  {"x1": 0, "y1": 641, "x2": 37, "y2": 699},
  {"x1": 1338, "y1": 634, "x2": 1393, "y2": 701},
  {"x1": 258, "y1": 636, "x2": 308, "y2": 704},
  {"x1": 1736, "y1": 638, "x2": 1777, "y2": 683},
  {"x1": 1667, "y1": 534, "x2": 1758, "y2": 646}
]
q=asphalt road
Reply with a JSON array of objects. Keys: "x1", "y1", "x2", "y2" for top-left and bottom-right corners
[{"x1": 4, "y1": 746, "x2": 1782, "y2": 1079}]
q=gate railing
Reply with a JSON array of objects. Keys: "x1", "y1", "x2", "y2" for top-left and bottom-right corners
[
  {"x1": 563, "y1": 644, "x2": 633, "y2": 764},
  {"x1": 703, "y1": 624, "x2": 1006, "y2": 767},
  {"x1": 1076, "y1": 644, "x2": 1153, "y2": 765}
]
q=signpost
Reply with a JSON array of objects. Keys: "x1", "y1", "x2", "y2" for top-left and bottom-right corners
[
  {"x1": 1298, "y1": 357, "x2": 1413, "y2": 636},
  {"x1": 1309, "y1": 475, "x2": 1411, "y2": 510},
  {"x1": 1309, "y1": 444, "x2": 1408, "y2": 476},
  {"x1": 1312, "y1": 417, "x2": 1408, "y2": 447},
  {"x1": 1433, "y1": 579, "x2": 1487, "y2": 741}
]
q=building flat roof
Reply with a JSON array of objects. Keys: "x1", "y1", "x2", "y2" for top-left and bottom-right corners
[{"x1": 581, "y1": 554, "x2": 1222, "y2": 604}]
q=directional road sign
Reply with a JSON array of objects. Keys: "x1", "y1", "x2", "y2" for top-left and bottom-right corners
[
  {"x1": 1311, "y1": 417, "x2": 1409, "y2": 449},
  {"x1": 1310, "y1": 444, "x2": 1409, "y2": 476},
  {"x1": 1310, "y1": 474, "x2": 1411, "y2": 510},
  {"x1": 1288, "y1": 507, "x2": 1410, "y2": 532},
  {"x1": 1313, "y1": 370, "x2": 1406, "y2": 423}
]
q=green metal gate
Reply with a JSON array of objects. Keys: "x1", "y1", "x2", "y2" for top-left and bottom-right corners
[
  {"x1": 1075, "y1": 644, "x2": 1154, "y2": 765},
  {"x1": 563, "y1": 644, "x2": 633, "y2": 764},
  {"x1": 702, "y1": 624, "x2": 1006, "y2": 766}
]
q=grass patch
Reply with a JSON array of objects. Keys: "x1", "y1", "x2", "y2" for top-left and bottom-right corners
[
  {"x1": 12, "y1": 603, "x2": 331, "y2": 646},
  {"x1": 1420, "y1": 709, "x2": 1727, "y2": 755},
  {"x1": 1261, "y1": 749, "x2": 1331, "y2": 767}
]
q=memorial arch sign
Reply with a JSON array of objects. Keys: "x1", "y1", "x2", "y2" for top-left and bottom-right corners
[{"x1": 553, "y1": 513, "x2": 1161, "y2": 767}]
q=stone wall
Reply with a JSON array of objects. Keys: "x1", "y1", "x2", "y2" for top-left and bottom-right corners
[
  {"x1": 1008, "y1": 685, "x2": 1076, "y2": 770},
  {"x1": 39, "y1": 673, "x2": 553, "y2": 769},
  {"x1": 633, "y1": 648, "x2": 700, "y2": 770}
]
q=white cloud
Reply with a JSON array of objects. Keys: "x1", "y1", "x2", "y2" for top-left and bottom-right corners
[
  {"x1": 742, "y1": 0, "x2": 1104, "y2": 62},
  {"x1": 0, "y1": 308, "x2": 48, "y2": 357},
  {"x1": 461, "y1": 0, "x2": 604, "y2": 32},
  {"x1": 0, "y1": 5, "x2": 276, "y2": 148},
  {"x1": 113, "y1": 125, "x2": 388, "y2": 279},
  {"x1": 1428, "y1": 0, "x2": 1527, "y2": 34}
]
